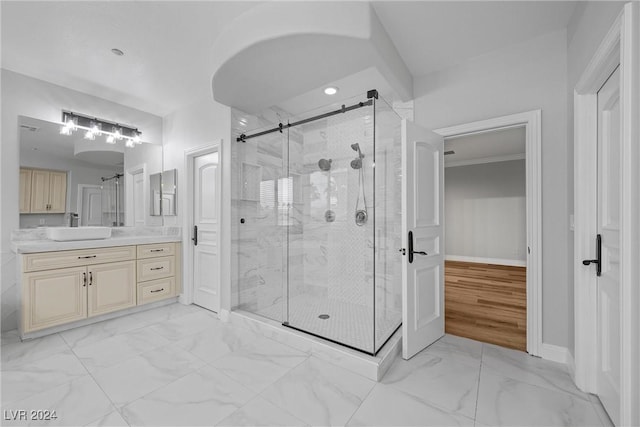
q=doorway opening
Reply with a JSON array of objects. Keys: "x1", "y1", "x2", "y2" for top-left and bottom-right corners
[
  {"x1": 442, "y1": 127, "x2": 527, "y2": 351},
  {"x1": 435, "y1": 110, "x2": 542, "y2": 357}
]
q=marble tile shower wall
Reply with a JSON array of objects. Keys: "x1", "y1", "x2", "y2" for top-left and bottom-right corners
[
  {"x1": 230, "y1": 100, "x2": 403, "y2": 348},
  {"x1": 293, "y1": 110, "x2": 375, "y2": 308}
]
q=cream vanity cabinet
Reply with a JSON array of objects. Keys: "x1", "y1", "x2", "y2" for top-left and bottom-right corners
[
  {"x1": 21, "y1": 243, "x2": 180, "y2": 335},
  {"x1": 20, "y1": 167, "x2": 67, "y2": 214},
  {"x1": 136, "y1": 242, "x2": 181, "y2": 305},
  {"x1": 22, "y1": 246, "x2": 136, "y2": 333}
]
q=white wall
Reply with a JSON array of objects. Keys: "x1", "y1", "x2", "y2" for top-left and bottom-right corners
[
  {"x1": 414, "y1": 29, "x2": 570, "y2": 349},
  {"x1": 565, "y1": 1, "x2": 626, "y2": 358},
  {"x1": 0, "y1": 69, "x2": 163, "y2": 331},
  {"x1": 445, "y1": 160, "x2": 526, "y2": 264},
  {"x1": 161, "y1": 94, "x2": 232, "y2": 312}
]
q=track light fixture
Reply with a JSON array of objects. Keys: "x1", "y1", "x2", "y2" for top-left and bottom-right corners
[{"x1": 60, "y1": 111, "x2": 142, "y2": 146}]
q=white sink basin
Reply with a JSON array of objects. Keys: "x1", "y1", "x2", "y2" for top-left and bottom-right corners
[{"x1": 46, "y1": 227, "x2": 112, "y2": 241}]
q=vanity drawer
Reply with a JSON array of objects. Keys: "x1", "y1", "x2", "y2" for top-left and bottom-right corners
[
  {"x1": 137, "y1": 277, "x2": 175, "y2": 305},
  {"x1": 137, "y1": 256, "x2": 175, "y2": 282},
  {"x1": 24, "y1": 246, "x2": 136, "y2": 272},
  {"x1": 137, "y1": 242, "x2": 176, "y2": 259}
]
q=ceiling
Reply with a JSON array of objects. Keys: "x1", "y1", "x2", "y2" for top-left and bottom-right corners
[
  {"x1": 444, "y1": 126, "x2": 526, "y2": 167},
  {"x1": 373, "y1": 1, "x2": 578, "y2": 76},
  {"x1": 2, "y1": 1, "x2": 578, "y2": 117},
  {"x1": 20, "y1": 116, "x2": 125, "y2": 168}
]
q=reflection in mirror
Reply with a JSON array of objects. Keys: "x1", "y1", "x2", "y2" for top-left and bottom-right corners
[
  {"x1": 150, "y1": 172, "x2": 162, "y2": 216},
  {"x1": 162, "y1": 169, "x2": 177, "y2": 216},
  {"x1": 19, "y1": 116, "x2": 163, "y2": 228}
]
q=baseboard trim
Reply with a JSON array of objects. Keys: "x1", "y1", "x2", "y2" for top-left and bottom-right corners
[
  {"x1": 539, "y1": 343, "x2": 570, "y2": 364},
  {"x1": 445, "y1": 255, "x2": 526, "y2": 267}
]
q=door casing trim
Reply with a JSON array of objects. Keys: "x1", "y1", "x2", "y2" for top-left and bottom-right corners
[{"x1": 435, "y1": 109, "x2": 542, "y2": 357}]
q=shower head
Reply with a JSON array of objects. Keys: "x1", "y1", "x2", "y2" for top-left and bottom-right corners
[
  {"x1": 350, "y1": 158, "x2": 362, "y2": 170},
  {"x1": 318, "y1": 158, "x2": 332, "y2": 171},
  {"x1": 351, "y1": 143, "x2": 364, "y2": 159}
]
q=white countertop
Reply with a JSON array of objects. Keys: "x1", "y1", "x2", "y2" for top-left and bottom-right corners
[{"x1": 11, "y1": 227, "x2": 182, "y2": 254}]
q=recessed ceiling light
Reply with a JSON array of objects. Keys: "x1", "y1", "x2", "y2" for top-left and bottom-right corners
[
  {"x1": 324, "y1": 86, "x2": 338, "y2": 95},
  {"x1": 111, "y1": 48, "x2": 124, "y2": 56}
]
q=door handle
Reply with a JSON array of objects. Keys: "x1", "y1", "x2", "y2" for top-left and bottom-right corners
[
  {"x1": 82, "y1": 272, "x2": 87, "y2": 287},
  {"x1": 582, "y1": 234, "x2": 602, "y2": 276},
  {"x1": 88, "y1": 271, "x2": 93, "y2": 286},
  {"x1": 192, "y1": 225, "x2": 198, "y2": 246},
  {"x1": 408, "y1": 231, "x2": 428, "y2": 264}
]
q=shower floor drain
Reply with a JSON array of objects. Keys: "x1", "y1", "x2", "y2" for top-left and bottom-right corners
[{"x1": 318, "y1": 314, "x2": 330, "y2": 320}]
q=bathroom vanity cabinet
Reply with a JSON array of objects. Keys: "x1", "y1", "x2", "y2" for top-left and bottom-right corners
[
  {"x1": 20, "y1": 242, "x2": 181, "y2": 335},
  {"x1": 20, "y1": 167, "x2": 67, "y2": 214}
]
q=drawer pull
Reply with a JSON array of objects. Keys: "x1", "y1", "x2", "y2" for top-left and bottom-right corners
[
  {"x1": 150, "y1": 288, "x2": 165, "y2": 293},
  {"x1": 78, "y1": 255, "x2": 97, "y2": 259},
  {"x1": 150, "y1": 249, "x2": 164, "y2": 252},
  {"x1": 150, "y1": 267, "x2": 164, "y2": 271}
]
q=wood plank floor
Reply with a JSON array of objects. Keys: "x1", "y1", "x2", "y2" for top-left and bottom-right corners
[{"x1": 445, "y1": 260, "x2": 526, "y2": 351}]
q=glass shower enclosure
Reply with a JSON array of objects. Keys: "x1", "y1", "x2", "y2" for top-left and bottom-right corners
[{"x1": 231, "y1": 91, "x2": 402, "y2": 355}]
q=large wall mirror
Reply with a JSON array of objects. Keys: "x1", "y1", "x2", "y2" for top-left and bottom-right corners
[{"x1": 19, "y1": 116, "x2": 164, "y2": 228}]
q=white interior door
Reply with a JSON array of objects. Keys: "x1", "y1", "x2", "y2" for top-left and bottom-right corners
[
  {"x1": 596, "y1": 66, "x2": 621, "y2": 425},
  {"x1": 401, "y1": 119, "x2": 445, "y2": 359},
  {"x1": 81, "y1": 186, "x2": 102, "y2": 226},
  {"x1": 192, "y1": 152, "x2": 220, "y2": 312}
]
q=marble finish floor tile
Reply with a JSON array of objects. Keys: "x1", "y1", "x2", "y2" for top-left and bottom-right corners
[
  {"x1": 210, "y1": 336, "x2": 308, "y2": 393},
  {"x1": 1, "y1": 375, "x2": 114, "y2": 427},
  {"x1": 121, "y1": 365, "x2": 255, "y2": 426},
  {"x1": 1, "y1": 350, "x2": 87, "y2": 405},
  {"x1": 348, "y1": 384, "x2": 475, "y2": 426},
  {"x1": 59, "y1": 303, "x2": 199, "y2": 350},
  {"x1": 84, "y1": 410, "x2": 129, "y2": 426},
  {"x1": 1, "y1": 305, "x2": 612, "y2": 427},
  {"x1": 481, "y1": 343, "x2": 590, "y2": 400},
  {"x1": 91, "y1": 344, "x2": 205, "y2": 407},
  {"x1": 216, "y1": 396, "x2": 307, "y2": 427},
  {"x1": 382, "y1": 347, "x2": 480, "y2": 418},
  {"x1": 261, "y1": 357, "x2": 375, "y2": 426},
  {"x1": 1, "y1": 333, "x2": 69, "y2": 370},
  {"x1": 148, "y1": 310, "x2": 220, "y2": 341},
  {"x1": 73, "y1": 326, "x2": 171, "y2": 372},
  {"x1": 475, "y1": 370, "x2": 603, "y2": 426},
  {"x1": 173, "y1": 321, "x2": 261, "y2": 364},
  {"x1": 426, "y1": 334, "x2": 483, "y2": 369}
]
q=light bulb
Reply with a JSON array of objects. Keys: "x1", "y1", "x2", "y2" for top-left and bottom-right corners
[
  {"x1": 60, "y1": 118, "x2": 76, "y2": 135},
  {"x1": 324, "y1": 86, "x2": 338, "y2": 95},
  {"x1": 125, "y1": 139, "x2": 135, "y2": 148},
  {"x1": 84, "y1": 129, "x2": 96, "y2": 140},
  {"x1": 106, "y1": 134, "x2": 115, "y2": 144},
  {"x1": 133, "y1": 133, "x2": 141, "y2": 144}
]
